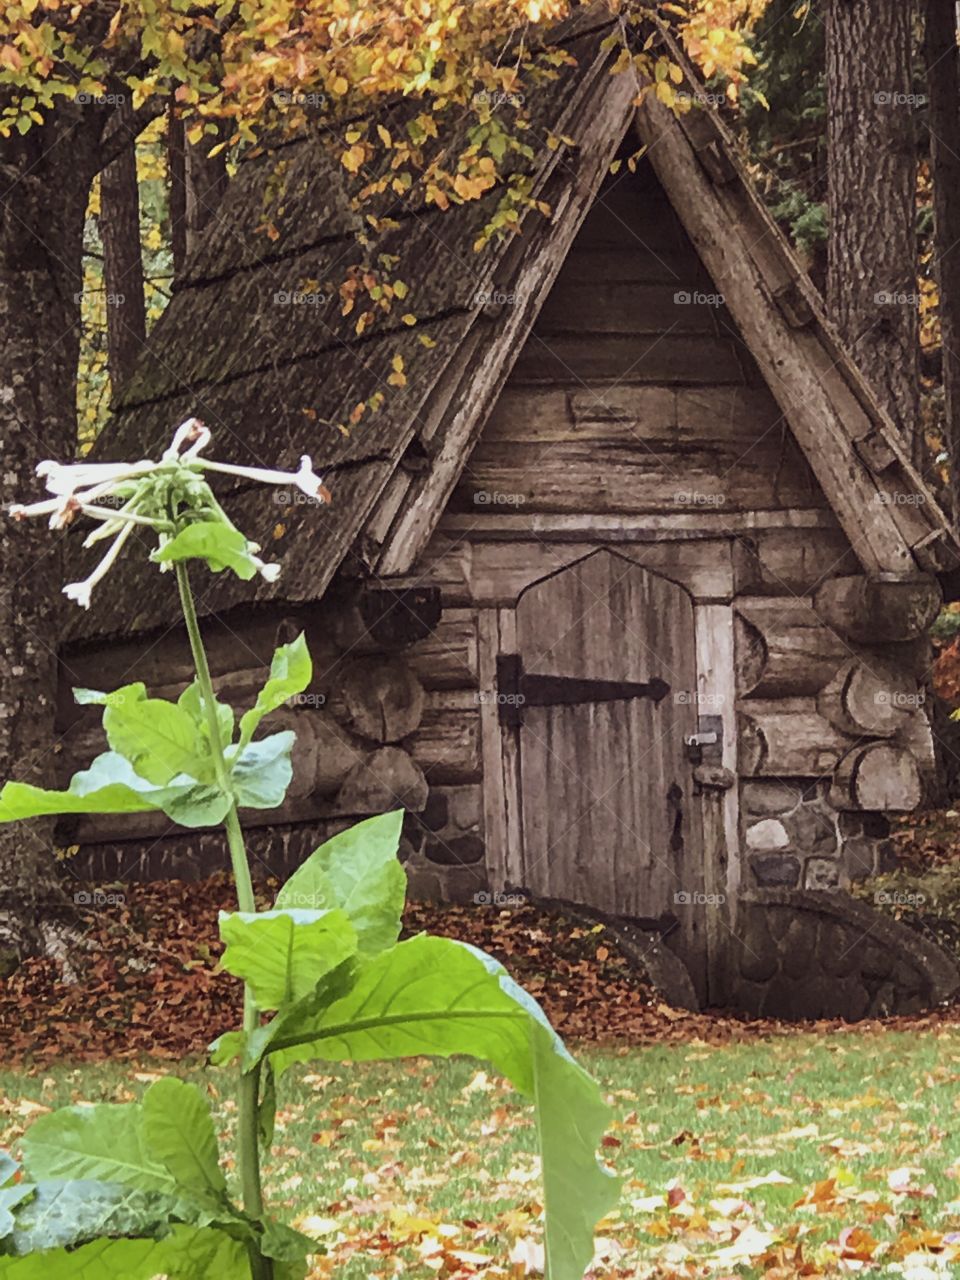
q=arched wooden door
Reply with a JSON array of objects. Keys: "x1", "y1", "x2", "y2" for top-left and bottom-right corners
[{"x1": 504, "y1": 550, "x2": 707, "y2": 992}]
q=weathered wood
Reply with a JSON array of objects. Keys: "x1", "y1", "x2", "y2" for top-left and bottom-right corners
[
  {"x1": 325, "y1": 657, "x2": 425, "y2": 743},
  {"x1": 738, "y1": 700, "x2": 858, "y2": 776},
  {"x1": 334, "y1": 746, "x2": 428, "y2": 814},
  {"x1": 636, "y1": 89, "x2": 920, "y2": 575},
  {"x1": 403, "y1": 610, "x2": 478, "y2": 690},
  {"x1": 535, "y1": 280, "x2": 727, "y2": 336},
  {"x1": 404, "y1": 703, "x2": 482, "y2": 784},
  {"x1": 328, "y1": 586, "x2": 441, "y2": 653},
  {"x1": 374, "y1": 51, "x2": 640, "y2": 578},
  {"x1": 412, "y1": 535, "x2": 735, "y2": 606},
  {"x1": 732, "y1": 527, "x2": 858, "y2": 595},
  {"x1": 477, "y1": 609, "x2": 508, "y2": 888},
  {"x1": 812, "y1": 575, "x2": 942, "y2": 642},
  {"x1": 830, "y1": 742, "x2": 923, "y2": 811},
  {"x1": 694, "y1": 602, "x2": 741, "y2": 900},
  {"x1": 311, "y1": 713, "x2": 367, "y2": 794},
  {"x1": 816, "y1": 659, "x2": 919, "y2": 738},
  {"x1": 513, "y1": 549, "x2": 707, "y2": 998},
  {"x1": 509, "y1": 333, "x2": 747, "y2": 386},
  {"x1": 735, "y1": 598, "x2": 849, "y2": 698}
]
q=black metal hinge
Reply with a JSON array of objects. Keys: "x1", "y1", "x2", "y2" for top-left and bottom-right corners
[{"x1": 495, "y1": 654, "x2": 670, "y2": 728}]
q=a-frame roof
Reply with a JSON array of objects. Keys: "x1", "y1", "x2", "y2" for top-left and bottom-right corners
[{"x1": 68, "y1": 20, "x2": 958, "y2": 643}]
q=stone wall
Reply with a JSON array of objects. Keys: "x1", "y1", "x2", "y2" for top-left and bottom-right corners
[
  {"x1": 718, "y1": 889, "x2": 960, "y2": 1019},
  {"x1": 742, "y1": 779, "x2": 899, "y2": 892}
]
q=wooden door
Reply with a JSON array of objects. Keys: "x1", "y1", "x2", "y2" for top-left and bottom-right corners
[{"x1": 511, "y1": 550, "x2": 707, "y2": 991}]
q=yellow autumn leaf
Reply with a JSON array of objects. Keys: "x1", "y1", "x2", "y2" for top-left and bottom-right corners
[{"x1": 341, "y1": 144, "x2": 365, "y2": 173}]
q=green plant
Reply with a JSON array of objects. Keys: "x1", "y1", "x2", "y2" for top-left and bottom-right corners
[{"x1": 0, "y1": 421, "x2": 618, "y2": 1279}]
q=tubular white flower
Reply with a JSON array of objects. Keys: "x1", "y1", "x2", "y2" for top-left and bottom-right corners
[
  {"x1": 37, "y1": 459, "x2": 156, "y2": 497},
  {"x1": 197, "y1": 454, "x2": 331, "y2": 503},
  {"x1": 63, "y1": 521, "x2": 137, "y2": 610},
  {"x1": 250, "y1": 553, "x2": 282, "y2": 583},
  {"x1": 163, "y1": 417, "x2": 210, "y2": 463}
]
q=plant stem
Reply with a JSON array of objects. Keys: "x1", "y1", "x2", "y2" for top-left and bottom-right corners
[{"x1": 175, "y1": 563, "x2": 272, "y2": 1280}]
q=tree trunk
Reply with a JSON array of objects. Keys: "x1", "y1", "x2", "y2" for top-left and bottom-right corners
[
  {"x1": 925, "y1": 0, "x2": 960, "y2": 518},
  {"x1": 0, "y1": 106, "x2": 105, "y2": 968},
  {"x1": 99, "y1": 101, "x2": 146, "y2": 394},
  {"x1": 825, "y1": 0, "x2": 920, "y2": 456},
  {"x1": 168, "y1": 104, "x2": 188, "y2": 280},
  {"x1": 185, "y1": 131, "x2": 228, "y2": 261}
]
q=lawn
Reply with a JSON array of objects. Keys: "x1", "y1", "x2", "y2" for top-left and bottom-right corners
[{"x1": 4, "y1": 1027, "x2": 960, "y2": 1276}]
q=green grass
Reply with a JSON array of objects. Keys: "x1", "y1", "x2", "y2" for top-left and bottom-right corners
[{"x1": 4, "y1": 1028, "x2": 960, "y2": 1274}]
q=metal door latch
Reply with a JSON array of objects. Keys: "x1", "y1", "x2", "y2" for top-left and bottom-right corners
[{"x1": 684, "y1": 715, "x2": 723, "y2": 764}]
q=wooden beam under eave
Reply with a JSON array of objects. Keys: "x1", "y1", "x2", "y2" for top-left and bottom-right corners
[{"x1": 635, "y1": 96, "x2": 916, "y2": 578}]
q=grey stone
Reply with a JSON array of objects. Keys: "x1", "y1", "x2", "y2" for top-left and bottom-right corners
[
  {"x1": 746, "y1": 819, "x2": 790, "y2": 851},
  {"x1": 876, "y1": 840, "x2": 899, "y2": 874},
  {"x1": 447, "y1": 785, "x2": 482, "y2": 830},
  {"x1": 423, "y1": 833, "x2": 485, "y2": 867},
  {"x1": 419, "y1": 790, "x2": 448, "y2": 832},
  {"x1": 785, "y1": 805, "x2": 838, "y2": 854},
  {"x1": 750, "y1": 854, "x2": 801, "y2": 887},
  {"x1": 841, "y1": 836, "x2": 877, "y2": 882},
  {"x1": 738, "y1": 909, "x2": 780, "y2": 983},
  {"x1": 805, "y1": 858, "x2": 840, "y2": 890},
  {"x1": 741, "y1": 781, "x2": 803, "y2": 817}
]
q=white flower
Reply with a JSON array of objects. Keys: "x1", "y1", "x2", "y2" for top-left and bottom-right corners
[
  {"x1": 198, "y1": 452, "x2": 331, "y2": 503},
  {"x1": 62, "y1": 521, "x2": 137, "y2": 610}
]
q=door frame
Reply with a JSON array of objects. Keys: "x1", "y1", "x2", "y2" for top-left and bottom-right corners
[{"x1": 478, "y1": 543, "x2": 740, "y2": 991}]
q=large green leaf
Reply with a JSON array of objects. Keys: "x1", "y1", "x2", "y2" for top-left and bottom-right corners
[
  {"x1": 231, "y1": 732, "x2": 294, "y2": 810},
  {"x1": 154, "y1": 521, "x2": 259, "y2": 581},
  {"x1": 260, "y1": 935, "x2": 619, "y2": 1280},
  {"x1": 219, "y1": 908, "x2": 357, "y2": 1009},
  {"x1": 21, "y1": 1102, "x2": 174, "y2": 1197},
  {"x1": 5, "y1": 1180, "x2": 174, "y2": 1254},
  {"x1": 0, "y1": 1224, "x2": 247, "y2": 1279},
  {"x1": 142, "y1": 1079, "x2": 227, "y2": 1202},
  {"x1": 178, "y1": 681, "x2": 235, "y2": 751},
  {"x1": 275, "y1": 811, "x2": 406, "y2": 954},
  {"x1": 237, "y1": 634, "x2": 311, "y2": 750},
  {"x1": 74, "y1": 683, "x2": 147, "y2": 709},
  {"x1": 0, "y1": 754, "x2": 229, "y2": 829},
  {"x1": 103, "y1": 697, "x2": 212, "y2": 786},
  {"x1": 0, "y1": 1184, "x2": 34, "y2": 1239}
]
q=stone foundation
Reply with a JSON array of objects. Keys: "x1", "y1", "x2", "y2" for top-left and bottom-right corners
[
  {"x1": 718, "y1": 889, "x2": 960, "y2": 1019},
  {"x1": 741, "y1": 779, "x2": 897, "y2": 891}
]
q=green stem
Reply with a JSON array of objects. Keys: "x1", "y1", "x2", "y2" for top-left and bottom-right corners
[{"x1": 175, "y1": 563, "x2": 272, "y2": 1280}]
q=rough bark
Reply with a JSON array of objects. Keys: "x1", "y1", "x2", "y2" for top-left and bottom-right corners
[
  {"x1": 185, "y1": 131, "x2": 228, "y2": 261},
  {"x1": 925, "y1": 0, "x2": 960, "y2": 516},
  {"x1": 825, "y1": 0, "x2": 920, "y2": 454},
  {"x1": 167, "y1": 104, "x2": 188, "y2": 279},
  {"x1": 99, "y1": 100, "x2": 146, "y2": 394},
  {"x1": 0, "y1": 104, "x2": 107, "y2": 967}
]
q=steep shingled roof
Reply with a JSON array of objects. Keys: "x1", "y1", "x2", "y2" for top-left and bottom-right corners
[{"x1": 66, "y1": 18, "x2": 958, "y2": 643}]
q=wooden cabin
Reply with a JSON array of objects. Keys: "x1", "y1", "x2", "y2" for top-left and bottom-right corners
[{"x1": 59, "y1": 19, "x2": 960, "y2": 1018}]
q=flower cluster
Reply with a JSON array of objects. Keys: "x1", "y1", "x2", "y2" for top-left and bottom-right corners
[{"x1": 9, "y1": 419, "x2": 331, "y2": 609}]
